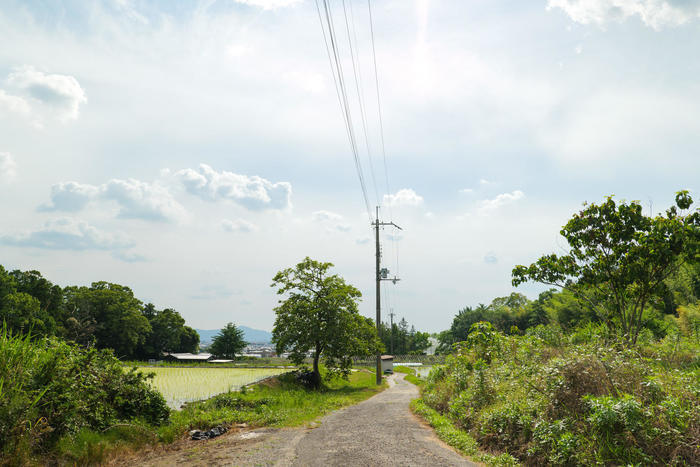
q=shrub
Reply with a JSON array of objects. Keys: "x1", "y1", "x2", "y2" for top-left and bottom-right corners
[
  {"x1": 0, "y1": 328, "x2": 169, "y2": 463},
  {"x1": 420, "y1": 329, "x2": 700, "y2": 466}
]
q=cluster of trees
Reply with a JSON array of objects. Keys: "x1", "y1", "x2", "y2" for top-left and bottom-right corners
[
  {"x1": 378, "y1": 317, "x2": 431, "y2": 355},
  {"x1": 440, "y1": 192, "x2": 700, "y2": 350},
  {"x1": 0, "y1": 266, "x2": 199, "y2": 359}
]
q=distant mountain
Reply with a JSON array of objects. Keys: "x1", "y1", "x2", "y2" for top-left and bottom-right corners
[{"x1": 195, "y1": 326, "x2": 272, "y2": 346}]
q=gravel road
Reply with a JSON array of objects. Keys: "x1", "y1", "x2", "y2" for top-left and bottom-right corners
[{"x1": 128, "y1": 373, "x2": 476, "y2": 466}]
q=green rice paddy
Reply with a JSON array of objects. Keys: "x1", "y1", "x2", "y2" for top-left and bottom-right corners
[{"x1": 139, "y1": 367, "x2": 289, "y2": 409}]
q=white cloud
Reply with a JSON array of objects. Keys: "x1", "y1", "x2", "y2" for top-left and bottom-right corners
[
  {"x1": 39, "y1": 178, "x2": 187, "y2": 223},
  {"x1": 233, "y1": 0, "x2": 303, "y2": 9},
  {"x1": 175, "y1": 164, "x2": 292, "y2": 211},
  {"x1": 478, "y1": 190, "x2": 525, "y2": 215},
  {"x1": 0, "y1": 217, "x2": 133, "y2": 251},
  {"x1": 547, "y1": 0, "x2": 700, "y2": 29},
  {"x1": 355, "y1": 237, "x2": 370, "y2": 245},
  {"x1": 312, "y1": 210, "x2": 343, "y2": 222},
  {"x1": 383, "y1": 188, "x2": 424, "y2": 207},
  {"x1": 459, "y1": 188, "x2": 474, "y2": 194},
  {"x1": 221, "y1": 218, "x2": 258, "y2": 233},
  {"x1": 484, "y1": 252, "x2": 498, "y2": 264},
  {"x1": 0, "y1": 152, "x2": 17, "y2": 181},
  {"x1": 112, "y1": 250, "x2": 148, "y2": 262},
  {"x1": 0, "y1": 89, "x2": 30, "y2": 116},
  {"x1": 38, "y1": 181, "x2": 99, "y2": 212},
  {"x1": 102, "y1": 179, "x2": 187, "y2": 223},
  {"x1": 312, "y1": 210, "x2": 351, "y2": 232},
  {"x1": 6, "y1": 66, "x2": 87, "y2": 121}
]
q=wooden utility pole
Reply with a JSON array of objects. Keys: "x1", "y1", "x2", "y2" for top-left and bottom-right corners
[{"x1": 374, "y1": 206, "x2": 401, "y2": 385}]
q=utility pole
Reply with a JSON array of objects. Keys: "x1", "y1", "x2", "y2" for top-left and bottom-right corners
[
  {"x1": 374, "y1": 206, "x2": 401, "y2": 385},
  {"x1": 390, "y1": 309, "x2": 395, "y2": 355}
]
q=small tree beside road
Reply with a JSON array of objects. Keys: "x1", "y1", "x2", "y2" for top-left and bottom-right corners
[
  {"x1": 210, "y1": 322, "x2": 247, "y2": 359},
  {"x1": 271, "y1": 257, "x2": 382, "y2": 387}
]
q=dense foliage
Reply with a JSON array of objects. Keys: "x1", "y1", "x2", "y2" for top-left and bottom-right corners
[
  {"x1": 0, "y1": 265, "x2": 199, "y2": 359},
  {"x1": 513, "y1": 192, "x2": 700, "y2": 344},
  {"x1": 209, "y1": 322, "x2": 247, "y2": 359},
  {"x1": 438, "y1": 262, "x2": 700, "y2": 353},
  {"x1": 0, "y1": 327, "x2": 169, "y2": 464},
  {"x1": 378, "y1": 316, "x2": 431, "y2": 355},
  {"x1": 422, "y1": 322, "x2": 699, "y2": 465},
  {"x1": 271, "y1": 257, "x2": 382, "y2": 386}
]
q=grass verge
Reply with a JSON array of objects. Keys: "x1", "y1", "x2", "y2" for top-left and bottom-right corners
[
  {"x1": 394, "y1": 365, "x2": 424, "y2": 386},
  {"x1": 410, "y1": 399, "x2": 519, "y2": 466}
]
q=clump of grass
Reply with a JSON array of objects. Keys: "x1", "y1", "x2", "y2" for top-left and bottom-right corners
[
  {"x1": 404, "y1": 374, "x2": 423, "y2": 386},
  {"x1": 393, "y1": 365, "x2": 425, "y2": 386},
  {"x1": 410, "y1": 399, "x2": 519, "y2": 466}
]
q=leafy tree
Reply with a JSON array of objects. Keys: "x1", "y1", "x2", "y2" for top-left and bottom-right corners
[
  {"x1": 63, "y1": 282, "x2": 151, "y2": 358},
  {"x1": 209, "y1": 322, "x2": 246, "y2": 359},
  {"x1": 0, "y1": 292, "x2": 54, "y2": 335},
  {"x1": 179, "y1": 326, "x2": 200, "y2": 353},
  {"x1": 271, "y1": 257, "x2": 382, "y2": 387},
  {"x1": 9, "y1": 270, "x2": 64, "y2": 330},
  {"x1": 0, "y1": 266, "x2": 16, "y2": 303},
  {"x1": 513, "y1": 192, "x2": 700, "y2": 344},
  {"x1": 141, "y1": 307, "x2": 188, "y2": 358},
  {"x1": 542, "y1": 288, "x2": 595, "y2": 330}
]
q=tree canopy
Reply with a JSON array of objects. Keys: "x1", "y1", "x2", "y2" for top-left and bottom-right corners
[
  {"x1": 512, "y1": 192, "x2": 700, "y2": 344},
  {"x1": 379, "y1": 317, "x2": 431, "y2": 355},
  {"x1": 209, "y1": 322, "x2": 247, "y2": 359},
  {"x1": 271, "y1": 257, "x2": 382, "y2": 387},
  {"x1": 0, "y1": 265, "x2": 199, "y2": 359}
]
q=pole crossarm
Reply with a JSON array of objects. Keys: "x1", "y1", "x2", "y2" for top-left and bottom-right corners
[{"x1": 376, "y1": 221, "x2": 402, "y2": 230}]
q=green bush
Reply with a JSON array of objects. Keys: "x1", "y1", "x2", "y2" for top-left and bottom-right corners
[
  {"x1": 0, "y1": 327, "x2": 169, "y2": 463},
  {"x1": 420, "y1": 324, "x2": 700, "y2": 466}
]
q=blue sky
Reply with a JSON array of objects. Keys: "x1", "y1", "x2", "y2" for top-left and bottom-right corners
[{"x1": 1, "y1": 0, "x2": 698, "y2": 332}]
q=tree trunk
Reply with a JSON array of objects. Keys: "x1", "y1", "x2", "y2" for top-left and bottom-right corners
[{"x1": 312, "y1": 344, "x2": 321, "y2": 388}]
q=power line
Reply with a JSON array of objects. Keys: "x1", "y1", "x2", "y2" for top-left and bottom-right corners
[
  {"x1": 342, "y1": 0, "x2": 380, "y2": 206},
  {"x1": 367, "y1": 0, "x2": 400, "y2": 288},
  {"x1": 315, "y1": 0, "x2": 373, "y2": 222},
  {"x1": 367, "y1": 0, "x2": 391, "y2": 212}
]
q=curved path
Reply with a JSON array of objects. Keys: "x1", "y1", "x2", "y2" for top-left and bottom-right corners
[{"x1": 132, "y1": 374, "x2": 476, "y2": 466}]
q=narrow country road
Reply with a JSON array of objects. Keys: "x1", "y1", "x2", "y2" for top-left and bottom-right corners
[{"x1": 131, "y1": 374, "x2": 477, "y2": 466}]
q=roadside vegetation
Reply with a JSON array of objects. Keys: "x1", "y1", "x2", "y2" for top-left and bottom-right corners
[
  {"x1": 420, "y1": 322, "x2": 699, "y2": 465},
  {"x1": 1, "y1": 326, "x2": 385, "y2": 467},
  {"x1": 417, "y1": 193, "x2": 700, "y2": 466},
  {"x1": 0, "y1": 327, "x2": 169, "y2": 465}
]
